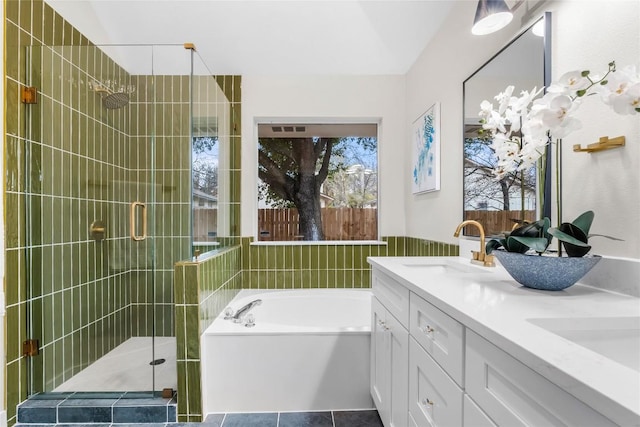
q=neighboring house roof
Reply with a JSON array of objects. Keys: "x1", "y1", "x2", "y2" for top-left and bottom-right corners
[{"x1": 193, "y1": 188, "x2": 218, "y2": 203}]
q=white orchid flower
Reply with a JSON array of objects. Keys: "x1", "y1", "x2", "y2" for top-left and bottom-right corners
[
  {"x1": 479, "y1": 61, "x2": 638, "y2": 181},
  {"x1": 482, "y1": 110, "x2": 508, "y2": 133},
  {"x1": 479, "y1": 100, "x2": 494, "y2": 119},
  {"x1": 517, "y1": 142, "x2": 545, "y2": 170},
  {"x1": 495, "y1": 86, "x2": 515, "y2": 114},
  {"x1": 607, "y1": 82, "x2": 640, "y2": 114},
  {"x1": 547, "y1": 70, "x2": 590, "y2": 95},
  {"x1": 601, "y1": 65, "x2": 640, "y2": 114}
]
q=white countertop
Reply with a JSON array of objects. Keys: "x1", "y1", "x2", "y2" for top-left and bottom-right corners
[{"x1": 367, "y1": 256, "x2": 640, "y2": 426}]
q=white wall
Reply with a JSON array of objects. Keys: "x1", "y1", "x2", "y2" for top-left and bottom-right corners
[
  {"x1": 405, "y1": 0, "x2": 640, "y2": 259},
  {"x1": 241, "y1": 75, "x2": 406, "y2": 238}
]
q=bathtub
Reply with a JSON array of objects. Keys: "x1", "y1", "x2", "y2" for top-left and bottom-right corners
[{"x1": 201, "y1": 289, "x2": 373, "y2": 414}]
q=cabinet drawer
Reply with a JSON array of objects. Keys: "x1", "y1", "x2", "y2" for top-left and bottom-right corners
[
  {"x1": 409, "y1": 338, "x2": 463, "y2": 427},
  {"x1": 464, "y1": 395, "x2": 496, "y2": 427},
  {"x1": 372, "y1": 270, "x2": 410, "y2": 328},
  {"x1": 410, "y1": 292, "x2": 464, "y2": 386},
  {"x1": 465, "y1": 330, "x2": 616, "y2": 427}
]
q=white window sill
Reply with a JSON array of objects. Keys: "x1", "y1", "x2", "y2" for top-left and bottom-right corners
[{"x1": 250, "y1": 240, "x2": 387, "y2": 246}]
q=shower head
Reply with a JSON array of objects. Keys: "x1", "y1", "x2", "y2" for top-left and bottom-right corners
[
  {"x1": 102, "y1": 91, "x2": 130, "y2": 109},
  {"x1": 89, "y1": 79, "x2": 134, "y2": 109}
]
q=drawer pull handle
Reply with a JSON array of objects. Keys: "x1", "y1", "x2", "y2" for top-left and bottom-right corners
[
  {"x1": 423, "y1": 325, "x2": 435, "y2": 334},
  {"x1": 422, "y1": 398, "x2": 434, "y2": 407}
]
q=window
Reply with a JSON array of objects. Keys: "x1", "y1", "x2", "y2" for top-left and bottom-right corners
[{"x1": 257, "y1": 123, "x2": 378, "y2": 241}]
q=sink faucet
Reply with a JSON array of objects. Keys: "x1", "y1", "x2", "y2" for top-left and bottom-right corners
[
  {"x1": 453, "y1": 220, "x2": 495, "y2": 267},
  {"x1": 231, "y1": 299, "x2": 262, "y2": 323}
]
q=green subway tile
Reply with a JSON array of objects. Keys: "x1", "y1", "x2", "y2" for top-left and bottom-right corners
[
  {"x1": 353, "y1": 270, "x2": 363, "y2": 288},
  {"x1": 309, "y1": 246, "x2": 319, "y2": 269},
  {"x1": 312, "y1": 270, "x2": 323, "y2": 288},
  {"x1": 353, "y1": 246, "x2": 363, "y2": 269},
  {"x1": 5, "y1": 306, "x2": 21, "y2": 363},
  {"x1": 320, "y1": 269, "x2": 330, "y2": 288},
  {"x1": 63, "y1": 289, "x2": 72, "y2": 335},
  {"x1": 334, "y1": 246, "x2": 344, "y2": 269},
  {"x1": 186, "y1": 361, "x2": 202, "y2": 415},
  {"x1": 6, "y1": 361, "x2": 20, "y2": 422},
  {"x1": 6, "y1": 0, "x2": 19, "y2": 23},
  {"x1": 185, "y1": 306, "x2": 200, "y2": 359},
  {"x1": 32, "y1": 1, "x2": 44, "y2": 41},
  {"x1": 19, "y1": 0, "x2": 33, "y2": 33},
  {"x1": 344, "y1": 270, "x2": 354, "y2": 288},
  {"x1": 184, "y1": 266, "x2": 199, "y2": 304},
  {"x1": 177, "y1": 361, "x2": 188, "y2": 417}
]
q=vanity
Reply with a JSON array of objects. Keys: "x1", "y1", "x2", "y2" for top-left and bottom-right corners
[{"x1": 367, "y1": 256, "x2": 640, "y2": 427}]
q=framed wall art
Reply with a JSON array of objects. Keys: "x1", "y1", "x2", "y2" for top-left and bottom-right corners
[{"x1": 411, "y1": 102, "x2": 441, "y2": 194}]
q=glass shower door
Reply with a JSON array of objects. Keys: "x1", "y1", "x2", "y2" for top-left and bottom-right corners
[{"x1": 23, "y1": 44, "x2": 192, "y2": 396}]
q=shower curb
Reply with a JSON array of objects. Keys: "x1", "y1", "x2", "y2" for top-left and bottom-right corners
[{"x1": 17, "y1": 393, "x2": 177, "y2": 425}]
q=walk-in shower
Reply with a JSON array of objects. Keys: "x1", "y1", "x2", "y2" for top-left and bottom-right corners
[{"x1": 19, "y1": 43, "x2": 229, "y2": 398}]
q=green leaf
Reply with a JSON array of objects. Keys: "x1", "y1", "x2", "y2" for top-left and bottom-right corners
[
  {"x1": 548, "y1": 228, "x2": 590, "y2": 247},
  {"x1": 581, "y1": 70, "x2": 590, "y2": 77},
  {"x1": 600, "y1": 80, "x2": 608, "y2": 85},
  {"x1": 503, "y1": 236, "x2": 530, "y2": 253},
  {"x1": 511, "y1": 219, "x2": 545, "y2": 238},
  {"x1": 572, "y1": 210, "x2": 594, "y2": 235},
  {"x1": 486, "y1": 239, "x2": 505, "y2": 254},
  {"x1": 576, "y1": 89, "x2": 587, "y2": 97},
  {"x1": 510, "y1": 236, "x2": 550, "y2": 253}
]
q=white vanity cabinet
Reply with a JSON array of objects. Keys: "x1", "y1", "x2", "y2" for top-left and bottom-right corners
[
  {"x1": 408, "y1": 337, "x2": 463, "y2": 426},
  {"x1": 371, "y1": 272, "x2": 409, "y2": 427},
  {"x1": 465, "y1": 330, "x2": 617, "y2": 427},
  {"x1": 369, "y1": 263, "x2": 623, "y2": 427}
]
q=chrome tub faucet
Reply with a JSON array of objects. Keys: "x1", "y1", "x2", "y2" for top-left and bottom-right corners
[{"x1": 228, "y1": 299, "x2": 262, "y2": 323}]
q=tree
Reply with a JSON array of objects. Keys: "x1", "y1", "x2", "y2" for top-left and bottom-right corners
[
  {"x1": 192, "y1": 136, "x2": 218, "y2": 196},
  {"x1": 464, "y1": 136, "x2": 535, "y2": 212},
  {"x1": 258, "y1": 137, "x2": 335, "y2": 240},
  {"x1": 258, "y1": 136, "x2": 376, "y2": 241}
]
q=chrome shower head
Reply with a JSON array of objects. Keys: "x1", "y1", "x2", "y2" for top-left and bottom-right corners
[
  {"x1": 103, "y1": 91, "x2": 130, "y2": 109},
  {"x1": 89, "y1": 79, "x2": 134, "y2": 109}
]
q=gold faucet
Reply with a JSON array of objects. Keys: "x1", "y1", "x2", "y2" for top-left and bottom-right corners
[{"x1": 453, "y1": 220, "x2": 495, "y2": 267}]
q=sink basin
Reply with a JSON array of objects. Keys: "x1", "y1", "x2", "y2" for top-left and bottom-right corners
[
  {"x1": 400, "y1": 260, "x2": 489, "y2": 274},
  {"x1": 527, "y1": 317, "x2": 640, "y2": 372}
]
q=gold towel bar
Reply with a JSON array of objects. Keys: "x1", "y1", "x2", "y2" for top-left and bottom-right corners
[{"x1": 573, "y1": 136, "x2": 625, "y2": 153}]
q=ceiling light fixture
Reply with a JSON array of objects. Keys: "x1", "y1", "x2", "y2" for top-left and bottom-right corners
[
  {"x1": 532, "y1": 18, "x2": 545, "y2": 37},
  {"x1": 472, "y1": 0, "x2": 514, "y2": 35}
]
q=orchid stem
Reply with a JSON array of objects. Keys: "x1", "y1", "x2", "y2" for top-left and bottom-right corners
[{"x1": 556, "y1": 138, "x2": 563, "y2": 256}]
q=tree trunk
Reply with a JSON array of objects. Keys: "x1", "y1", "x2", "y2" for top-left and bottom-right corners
[
  {"x1": 500, "y1": 179, "x2": 510, "y2": 210},
  {"x1": 294, "y1": 169, "x2": 324, "y2": 241},
  {"x1": 295, "y1": 185, "x2": 324, "y2": 240}
]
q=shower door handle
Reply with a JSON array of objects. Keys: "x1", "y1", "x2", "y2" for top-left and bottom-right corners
[{"x1": 130, "y1": 201, "x2": 147, "y2": 241}]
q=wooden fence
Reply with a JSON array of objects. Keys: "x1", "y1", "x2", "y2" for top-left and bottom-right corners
[
  {"x1": 258, "y1": 208, "x2": 378, "y2": 241},
  {"x1": 193, "y1": 209, "x2": 218, "y2": 241},
  {"x1": 464, "y1": 210, "x2": 536, "y2": 236}
]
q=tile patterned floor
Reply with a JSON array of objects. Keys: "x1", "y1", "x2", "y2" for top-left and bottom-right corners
[
  {"x1": 204, "y1": 410, "x2": 383, "y2": 427},
  {"x1": 16, "y1": 410, "x2": 383, "y2": 427}
]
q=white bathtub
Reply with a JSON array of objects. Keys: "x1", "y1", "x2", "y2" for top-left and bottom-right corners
[{"x1": 201, "y1": 289, "x2": 373, "y2": 414}]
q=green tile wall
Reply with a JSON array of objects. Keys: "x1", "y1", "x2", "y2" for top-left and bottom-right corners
[
  {"x1": 174, "y1": 247, "x2": 242, "y2": 422},
  {"x1": 240, "y1": 236, "x2": 459, "y2": 289}
]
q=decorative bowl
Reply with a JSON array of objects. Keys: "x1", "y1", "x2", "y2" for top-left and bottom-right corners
[{"x1": 494, "y1": 250, "x2": 602, "y2": 291}]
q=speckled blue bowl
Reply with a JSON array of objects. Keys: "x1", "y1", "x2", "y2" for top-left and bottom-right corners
[{"x1": 494, "y1": 251, "x2": 602, "y2": 291}]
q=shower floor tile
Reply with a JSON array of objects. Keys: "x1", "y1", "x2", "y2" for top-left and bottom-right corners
[{"x1": 53, "y1": 337, "x2": 177, "y2": 392}]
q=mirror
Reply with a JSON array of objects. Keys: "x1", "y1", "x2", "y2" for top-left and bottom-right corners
[{"x1": 463, "y1": 14, "x2": 551, "y2": 237}]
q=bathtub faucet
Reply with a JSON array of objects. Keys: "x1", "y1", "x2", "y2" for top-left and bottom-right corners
[{"x1": 231, "y1": 299, "x2": 262, "y2": 323}]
